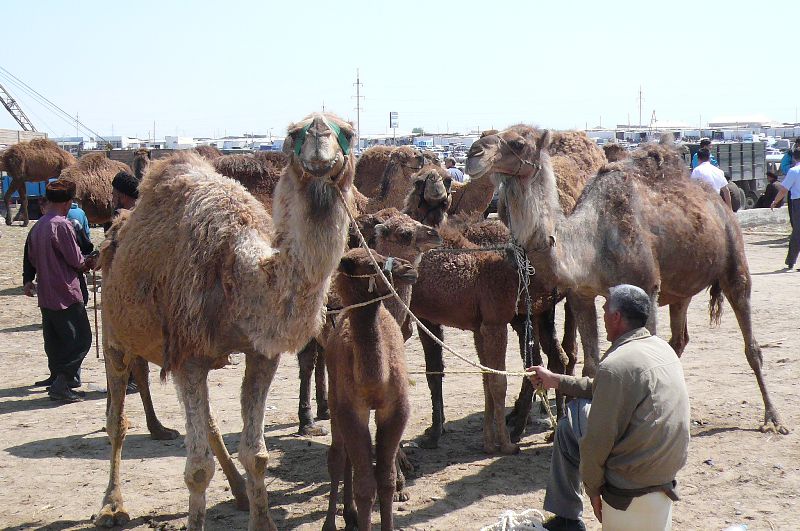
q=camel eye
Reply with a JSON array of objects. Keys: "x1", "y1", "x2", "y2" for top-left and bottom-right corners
[{"x1": 508, "y1": 139, "x2": 525, "y2": 151}]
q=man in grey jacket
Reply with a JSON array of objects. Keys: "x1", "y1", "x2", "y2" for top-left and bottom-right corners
[{"x1": 528, "y1": 284, "x2": 690, "y2": 531}]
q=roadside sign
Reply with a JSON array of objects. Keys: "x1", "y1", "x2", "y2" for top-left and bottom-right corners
[{"x1": 389, "y1": 112, "x2": 399, "y2": 129}]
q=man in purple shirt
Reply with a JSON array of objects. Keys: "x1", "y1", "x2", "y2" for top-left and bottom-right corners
[{"x1": 24, "y1": 180, "x2": 96, "y2": 402}]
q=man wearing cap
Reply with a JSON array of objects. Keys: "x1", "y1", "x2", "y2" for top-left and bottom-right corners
[
  {"x1": 112, "y1": 170, "x2": 139, "y2": 212},
  {"x1": 690, "y1": 138, "x2": 719, "y2": 169},
  {"x1": 23, "y1": 180, "x2": 96, "y2": 402}
]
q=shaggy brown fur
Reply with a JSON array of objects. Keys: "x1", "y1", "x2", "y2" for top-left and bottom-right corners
[
  {"x1": 603, "y1": 143, "x2": 628, "y2": 162},
  {"x1": 467, "y1": 127, "x2": 787, "y2": 435},
  {"x1": 192, "y1": 144, "x2": 223, "y2": 161},
  {"x1": 323, "y1": 249, "x2": 416, "y2": 531},
  {"x1": 2, "y1": 138, "x2": 76, "y2": 225},
  {"x1": 213, "y1": 154, "x2": 283, "y2": 214},
  {"x1": 59, "y1": 153, "x2": 132, "y2": 224},
  {"x1": 131, "y1": 148, "x2": 151, "y2": 180},
  {"x1": 404, "y1": 212, "x2": 569, "y2": 452},
  {"x1": 96, "y1": 113, "x2": 357, "y2": 530}
]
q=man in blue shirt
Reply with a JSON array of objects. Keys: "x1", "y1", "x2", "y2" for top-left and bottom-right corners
[
  {"x1": 66, "y1": 202, "x2": 90, "y2": 241},
  {"x1": 772, "y1": 147, "x2": 800, "y2": 269},
  {"x1": 780, "y1": 138, "x2": 800, "y2": 176},
  {"x1": 444, "y1": 157, "x2": 465, "y2": 183},
  {"x1": 691, "y1": 138, "x2": 719, "y2": 169}
]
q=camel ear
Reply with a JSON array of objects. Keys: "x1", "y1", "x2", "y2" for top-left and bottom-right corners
[
  {"x1": 538, "y1": 130, "x2": 552, "y2": 152},
  {"x1": 481, "y1": 129, "x2": 499, "y2": 138},
  {"x1": 443, "y1": 176, "x2": 453, "y2": 192},
  {"x1": 338, "y1": 255, "x2": 357, "y2": 274}
]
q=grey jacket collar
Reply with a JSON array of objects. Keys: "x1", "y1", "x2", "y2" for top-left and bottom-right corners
[{"x1": 602, "y1": 327, "x2": 651, "y2": 361}]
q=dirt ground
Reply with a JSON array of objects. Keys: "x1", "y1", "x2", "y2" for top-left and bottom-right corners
[{"x1": 0, "y1": 219, "x2": 798, "y2": 531}]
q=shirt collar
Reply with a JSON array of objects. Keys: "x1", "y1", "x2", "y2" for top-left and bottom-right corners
[{"x1": 603, "y1": 327, "x2": 651, "y2": 360}]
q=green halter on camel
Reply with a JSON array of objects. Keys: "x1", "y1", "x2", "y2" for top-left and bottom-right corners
[{"x1": 294, "y1": 117, "x2": 351, "y2": 156}]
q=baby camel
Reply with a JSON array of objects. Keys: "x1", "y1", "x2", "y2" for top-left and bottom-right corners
[{"x1": 323, "y1": 248, "x2": 417, "y2": 531}]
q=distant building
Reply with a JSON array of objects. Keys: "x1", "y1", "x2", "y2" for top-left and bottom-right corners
[
  {"x1": 165, "y1": 136, "x2": 196, "y2": 150},
  {"x1": 52, "y1": 136, "x2": 98, "y2": 154}
]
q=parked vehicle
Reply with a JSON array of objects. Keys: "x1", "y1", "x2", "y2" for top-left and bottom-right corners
[{"x1": 684, "y1": 142, "x2": 766, "y2": 209}]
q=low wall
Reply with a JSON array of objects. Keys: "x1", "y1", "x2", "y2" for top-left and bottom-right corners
[{"x1": 736, "y1": 206, "x2": 791, "y2": 230}]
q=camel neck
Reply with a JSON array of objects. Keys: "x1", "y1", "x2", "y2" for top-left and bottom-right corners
[{"x1": 501, "y1": 160, "x2": 591, "y2": 288}]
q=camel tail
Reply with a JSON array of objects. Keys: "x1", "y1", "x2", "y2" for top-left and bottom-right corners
[{"x1": 709, "y1": 281, "x2": 724, "y2": 327}]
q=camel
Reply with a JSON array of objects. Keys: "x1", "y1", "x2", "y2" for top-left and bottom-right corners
[
  {"x1": 465, "y1": 126, "x2": 787, "y2": 434},
  {"x1": 400, "y1": 156, "x2": 601, "y2": 447},
  {"x1": 213, "y1": 153, "x2": 285, "y2": 215},
  {"x1": 354, "y1": 145, "x2": 426, "y2": 199},
  {"x1": 602, "y1": 142, "x2": 627, "y2": 162},
  {"x1": 2, "y1": 138, "x2": 76, "y2": 225},
  {"x1": 131, "y1": 148, "x2": 151, "y2": 180},
  {"x1": 95, "y1": 112, "x2": 356, "y2": 530},
  {"x1": 59, "y1": 152, "x2": 133, "y2": 224},
  {"x1": 323, "y1": 248, "x2": 417, "y2": 531},
  {"x1": 193, "y1": 144, "x2": 223, "y2": 160}
]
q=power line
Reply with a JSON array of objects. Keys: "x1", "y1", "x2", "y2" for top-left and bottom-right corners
[{"x1": 0, "y1": 65, "x2": 108, "y2": 142}]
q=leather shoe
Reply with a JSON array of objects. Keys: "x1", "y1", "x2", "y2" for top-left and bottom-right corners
[
  {"x1": 48, "y1": 375, "x2": 84, "y2": 403},
  {"x1": 36, "y1": 375, "x2": 81, "y2": 388},
  {"x1": 542, "y1": 515, "x2": 586, "y2": 531}
]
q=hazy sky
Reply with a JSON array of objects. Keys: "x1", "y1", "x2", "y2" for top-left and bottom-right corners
[{"x1": 1, "y1": 0, "x2": 797, "y2": 139}]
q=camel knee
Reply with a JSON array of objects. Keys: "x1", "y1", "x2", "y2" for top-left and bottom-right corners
[
  {"x1": 240, "y1": 449, "x2": 269, "y2": 477},
  {"x1": 184, "y1": 456, "x2": 215, "y2": 494}
]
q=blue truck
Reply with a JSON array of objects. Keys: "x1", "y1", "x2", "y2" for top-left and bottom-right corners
[{"x1": 1, "y1": 175, "x2": 49, "y2": 220}]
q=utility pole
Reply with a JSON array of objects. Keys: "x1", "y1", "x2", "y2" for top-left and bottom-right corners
[
  {"x1": 353, "y1": 69, "x2": 364, "y2": 150},
  {"x1": 322, "y1": 100, "x2": 326, "y2": 113},
  {"x1": 638, "y1": 86, "x2": 643, "y2": 127},
  {"x1": 76, "y1": 113, "x2": 79, "y2": 137}
]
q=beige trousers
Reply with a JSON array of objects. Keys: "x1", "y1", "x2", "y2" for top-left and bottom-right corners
[{"x1": 601, "y1": 491, "x2": 673, "y2": 531}]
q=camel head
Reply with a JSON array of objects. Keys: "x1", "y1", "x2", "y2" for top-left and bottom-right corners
[
  {"x1": 403, "y1": 167, "x2": 453, "y2": 227},
  {"x1": 465, "y1": 126, "x2": 551, "y2": 184},
  {"x1": 283, "y1": 112, "x2": 355, "y2": 187},
  {"x1": 335, "y1": 248, "x2": 418, "y2": 304},
  {"x1": 388, "y1": 145, "x2": 426, "y2": 176},
  {"x1": 373, "y1": 210, "x2": 442, "y2": 264},
  {"x1": 132, "y1": 148, "x2": 152, "y2": 180},
  {"x1": 603, "y1": 143, "x2": 628, "y2": 163}
]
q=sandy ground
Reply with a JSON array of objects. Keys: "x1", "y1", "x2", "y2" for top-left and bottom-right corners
[{"x1": 0, "y1": 219, "x2": 798, "y2": 531}]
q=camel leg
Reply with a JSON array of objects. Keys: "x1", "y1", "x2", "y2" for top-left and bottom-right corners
[
  {"x1": 315, "y1": 346, "x2": 330, "y2": 420},
  {"x1": 130, "y1": 357, "x2": 180, "y2": 440},
  {"x1": 376, "y1": 402, "x2": 410, "y2": 531},
  {"x1": 476, "y1": 325, "x2": 519, "y2": 455},
  {"x1": 297, "y1": 340, "x2": 327, "y2": 436},
  {"x1": 207, "y1": 414, "x2": 249, "y2": 511},
  {"x1": 418, "y1": 318, "x2": 446, "y2": 449},
  {"x1": 95, "y1": 346, "x2": 131, "y2": 528},
  {"x1": 722, "y1": 283, "x2": 788, "y2": 434},
  {"x1": 342, "y1": 457, "x2": 357, "y2": 531},
  {"x1": 567, "y1": 293, "x2": 599, "y2": 377},
  {"x1": 537, "y1": 306, "x2": 569, "y2": 420},
  {"x1": 18, "y1": 184, "x2": 29, "y2": 226},
  {"x1": 506, "y1": 314, "x2": 539, "y2": 442},
  {"x1": 646, "y1": 285, "x2": 660, "y2": 335},
  {"x1": 323, "y1": 409, "x2": 347, "y2": 531},
  {"x1": 340, "y1": 408, "x2": 374, "y2": 531},
  {"x1": 393, "y1": 450, "x2": 410, "y2": 502},
  {"x1": 668, "y1": 298, "x2": 691, "y2": 357},
  {"x1": 4, "y1": 179, "x2": 22, "y2": 226},
  {"x1": 174, "y1": 363, "x2": 215, "y2": 531},
  {"x1": 239, "y1": 352, "x2": 280, "y2": 531},
  {"x1": 562, "y1": 299, "x2": 578, "y2": 376}
]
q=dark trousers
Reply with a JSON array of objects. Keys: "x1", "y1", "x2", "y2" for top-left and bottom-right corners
[
  {"x1": 787, "y1": 199, "x2": 800, "y2": 268},
  {"x1": 41, "y1": 302, "x2": 92, "y2": 382}
]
